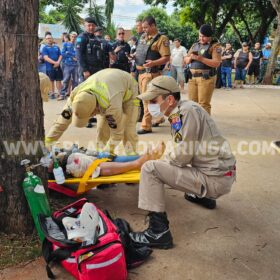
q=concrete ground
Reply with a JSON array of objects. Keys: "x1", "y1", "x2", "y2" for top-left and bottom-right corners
[{"x1": 1, "y1": 87, "x2": 280, "y2": 280}]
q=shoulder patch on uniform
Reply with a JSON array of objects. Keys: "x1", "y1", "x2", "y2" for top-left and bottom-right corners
[
  {"x1": 174, "y1": 132, "x2": 182, "y2": 143},
  {"x1": 168, "y1": 113, "x2": 183, "y2": 132},
  {"x1": 76, "y1": 37, "x2": 82, "y2": 43}
]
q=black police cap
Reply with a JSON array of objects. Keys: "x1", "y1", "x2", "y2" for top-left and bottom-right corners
[
  {"x1": 84, "y1": 17, "x2": 97, "y2": 25},
  {"x1": 199, "y1": 24, "x2": 213, "y2": 37}
]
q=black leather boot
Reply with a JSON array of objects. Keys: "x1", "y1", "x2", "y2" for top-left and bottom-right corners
[
  {"x1": 129, "y1": 212, "x2": 173, "y2": 249},
  {"x1": 184, "y1": 193, "x2": 216, "y2": 209}
]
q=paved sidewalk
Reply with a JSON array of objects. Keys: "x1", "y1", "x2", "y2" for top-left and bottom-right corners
[{"x1": 1, "y1": 87, "x2": 280, "y2": 280}]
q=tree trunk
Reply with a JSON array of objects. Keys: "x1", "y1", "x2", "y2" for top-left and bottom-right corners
[
  {"x1": 263, "y1": 1, "x2": 280, "y2": 84},
  {"x1": 0, "y1": 0, "x2": 46, "y2": 233}
]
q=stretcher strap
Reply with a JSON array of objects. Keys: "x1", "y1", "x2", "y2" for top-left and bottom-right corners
[{"x1": 77, "y1": 158, "x2": 110, "y2": 194}]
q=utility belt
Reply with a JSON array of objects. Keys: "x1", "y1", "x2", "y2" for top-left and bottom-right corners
[
  {"x1": 137, "y1": 67, "x2": 160, "y2": 74},
  {"x1": 190, "y1": 69, "x2": 216, "y2": 79}
]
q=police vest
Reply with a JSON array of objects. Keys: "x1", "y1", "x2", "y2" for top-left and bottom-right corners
[
  {"x1": 135, "y1": 34, "x2": 161, "y2": 66},
  {"x1": 236, "y1": 50, "x2": 249, "y2": 68},
  {"x1": 190, "y1": 42, "x2": 213, "y2": 70},
  {"x1": 85, "y1": 33, "x2": 105, "y2": 68}
]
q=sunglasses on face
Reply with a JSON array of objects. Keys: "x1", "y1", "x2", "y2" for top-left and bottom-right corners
[{"x1": 118, "y1": 33, "x2": 125, "y2": 35}]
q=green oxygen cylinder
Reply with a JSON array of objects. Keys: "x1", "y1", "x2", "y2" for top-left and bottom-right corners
[{"x1": 21, "y1": 159, "x2": 51, "y2": 241}]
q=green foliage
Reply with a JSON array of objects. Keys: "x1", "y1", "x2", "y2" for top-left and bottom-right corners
[
  {"x1": 39, "y1": 3, "x2": 64, "y2": 24},
  {"x1": 143, "y1": 0, "x2": 276, "y2": 46},
  {"x1": 39, "y1": 0, "x2": 84, "y2": 33},
  {"x1": 87, "y1": 1, "x2": 106, "y2": 27},
  {"x1": 105, "y1": 0, "x2": 114, "y2": 27},
  {"x1": 104, "y1": 22, "x2": 117, "y2": 40}
]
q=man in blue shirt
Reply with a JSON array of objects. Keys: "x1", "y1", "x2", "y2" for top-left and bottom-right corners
[
  {"x1": 58, "y1": 32, "x2": 79, "y2": 100},
  {"x1": 259, "y1": 42, "x2": 272, "y2": 83},
  {"x1": 42, "y1": 34, "x2": 63, "y2": 99}
]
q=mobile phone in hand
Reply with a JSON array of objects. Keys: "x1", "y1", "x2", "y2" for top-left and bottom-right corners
[{"x1": 192, "y1": 51, "x2": 199, "y2": 55}]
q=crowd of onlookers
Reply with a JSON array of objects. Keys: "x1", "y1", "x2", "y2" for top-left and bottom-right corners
[
  {"x1": 216, "y1": 41, "x2": 274, "y2": 89},
  {"x1": 38, "y1": 26, "x2": 141, "y2": 101},
  {"x1": 38, "y1": 22, "x2": 277, "y2": 102}
]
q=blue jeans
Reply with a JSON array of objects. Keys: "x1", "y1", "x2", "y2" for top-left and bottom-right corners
[
  {"x1": 235, "y1": 67, "x2": 247, "y2": 81},
  {"x1": 221, "y1": 66, "x2": 232, "y2": 88},
  {"x1": 61, "y1": 64, "x2": 78, "y2": 96}
]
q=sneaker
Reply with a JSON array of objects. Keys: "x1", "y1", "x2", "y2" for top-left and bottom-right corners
[
  {"x1": 184, "y1": 193, "x2": 216, "y2": 209},
  {"x1": 226, "y1": 87, "x2": 232, "y2": 91}
]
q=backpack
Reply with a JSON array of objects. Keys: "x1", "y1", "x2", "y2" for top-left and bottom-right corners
[{"x1": 39, "y1": 198, "x2": 127, "y2": 280}]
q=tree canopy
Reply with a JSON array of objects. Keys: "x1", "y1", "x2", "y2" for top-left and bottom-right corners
[{"x1": 143, "y1": 0, "x2": 276, "y2": 45}]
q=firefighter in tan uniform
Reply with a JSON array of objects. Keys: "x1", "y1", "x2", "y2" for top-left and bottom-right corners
[
  {"x1": 39, "y1": 72, "x2": 51, "y2": 102},
  {"x1": 129, "y1": 76, "x2": 236, "y2": 249},
  {"x1": 135, "y1": 16, "x2": 170, "y2": 134},
  {"x1": 184, "y1": 24, "x2": 222, "y2": 115},
  {"x1": 45, "y1": 68, "x2": 139, "y2": 154}
]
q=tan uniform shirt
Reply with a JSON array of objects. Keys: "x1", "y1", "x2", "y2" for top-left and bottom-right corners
[
  {"x1": 166, "y1": 100, "x2": 236, "y2": 176},
  {"x1": 47, "y1": 69, "x2": 139, "y2": 148},
  {"x1": 136, "y1": 33, "x2": 170, "y2": 70}
]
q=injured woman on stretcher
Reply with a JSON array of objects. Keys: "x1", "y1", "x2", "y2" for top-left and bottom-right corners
[{"x1": 46, "y1": 142, "x2": 166, "y2": 180}]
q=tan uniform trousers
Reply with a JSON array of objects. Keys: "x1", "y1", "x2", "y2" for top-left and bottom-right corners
[
  {"x1": 138, "y1": 72, "x2": 161, "y2": 131},
  {"x1": 138, "y1": 160, "x2": 235, "y2": 213},
  {"x1": 96, "y1": 102, "x2": 139, "y2": 154},
  {"x1": 187, "y1": 76, "x2": 216, "y2": 115}
]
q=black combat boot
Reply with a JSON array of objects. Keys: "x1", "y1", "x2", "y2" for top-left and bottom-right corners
[
  {"x1": 184, "y1": 193, "x2": 216, "y2": 209},
  {"x1": 129, "y1": 212, "x2": 173, "y2": 249}
]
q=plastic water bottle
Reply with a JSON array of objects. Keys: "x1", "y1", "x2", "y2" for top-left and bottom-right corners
[{"x1": 53, "y1": 158, "x2": 65, "y2": 184}]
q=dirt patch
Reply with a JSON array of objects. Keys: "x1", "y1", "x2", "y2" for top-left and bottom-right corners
[
  {"x1": 0, "y1": 194, "x2": 76, "y2": 270},
  {"x1": 0, "y1": 232, "x2": 41, "y2": 270}
]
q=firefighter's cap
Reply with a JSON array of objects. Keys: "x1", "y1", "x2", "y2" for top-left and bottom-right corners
[{"x1": 72, "y1": 92, "x2": 97, "y2": 127}]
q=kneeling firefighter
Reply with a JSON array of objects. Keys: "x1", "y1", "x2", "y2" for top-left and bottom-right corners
[{"x1": 45, "y1": 69, "x2": 140, "y2": 154}]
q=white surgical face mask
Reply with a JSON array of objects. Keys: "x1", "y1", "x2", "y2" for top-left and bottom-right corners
[{"x1": 148, "y1": 103, "x2": 164, "y2": 118}]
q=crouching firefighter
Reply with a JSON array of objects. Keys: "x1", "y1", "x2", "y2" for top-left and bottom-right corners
[
  {"x1": 45, "y1": 69, "x2": 140, "y2": 154},
  {"x1": 129, "y1": 76, "x2": 236, "y2": 249}
]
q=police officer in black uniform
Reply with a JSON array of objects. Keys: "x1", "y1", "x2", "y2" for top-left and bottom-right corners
[
  {"x1": 94, "y1": 26, "x2": 114, "y2": 69},
  {"x1": 111, "y1": 27, "x2": 131, "y2": 73},
  {"x1": 76, "y1": 17, "x2": 106, "y2": 82}
]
